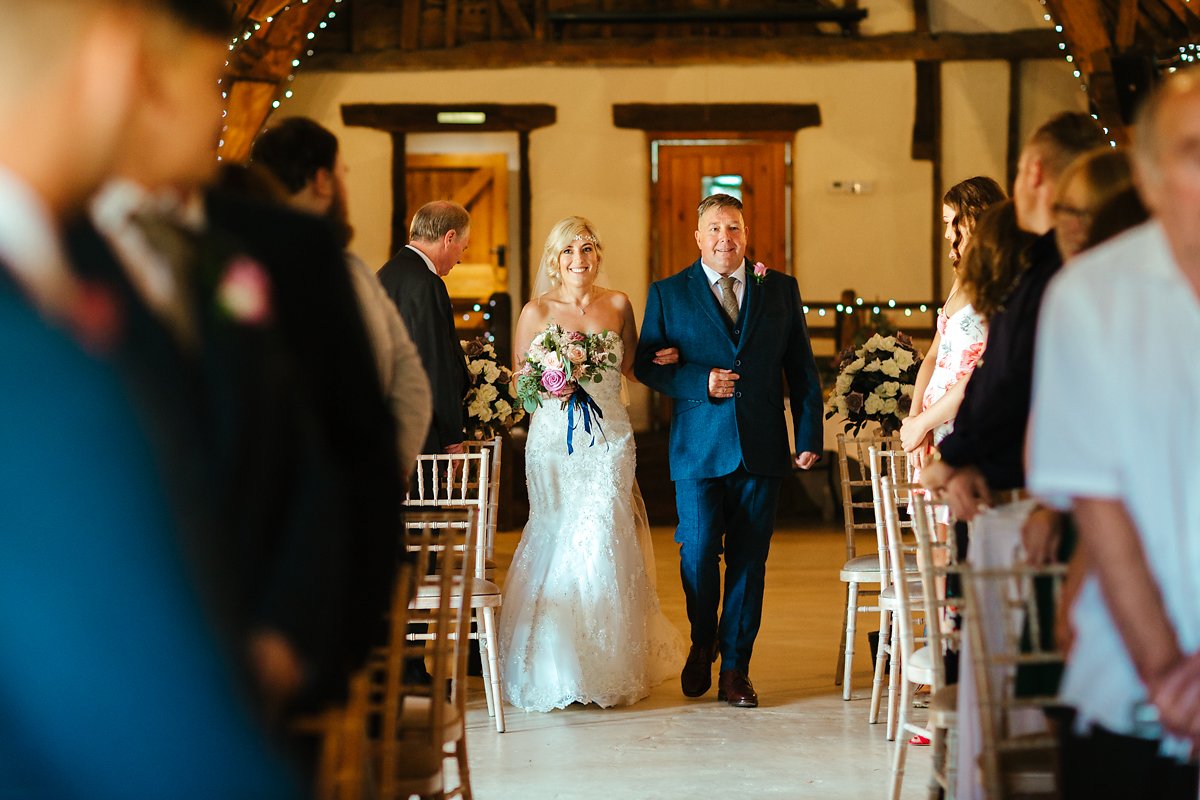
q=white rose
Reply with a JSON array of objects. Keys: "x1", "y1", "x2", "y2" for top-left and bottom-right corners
[
  {"x1": 864, "y1": 393, "x2": 884, "y2": 415},
  {"x1": 467, "y1": 359, "x2": 484, "y2": 376},
  {"x1": 879, "y1": 336, "x2": 897, "y2": 350},
  {"x1": 835, "y1": 373, "x2": 853, "y2": 394},
  {"x1": 879, "y1": 359, "x2": 901, "y2": 378},
  {"x1": 863, "y1": 361, "x2": 881, "y2": 372},
  {"x1": 893, "y1": 348, "x2": 915, "y2": 370},
  {"x1": 878, "y1": 381, "x2": 901, "y2": 397},
  {"x1": 901, "y1": 384, "x2": 915, "y2": 397},
  {"x1": 864, "y1": 336, "x2": 880, "y2": 352},
  {"x1": 539, "y1": 351, "x2": 563, "y2": 371},
  {"x1": 848, "y1": 357, "x2": 866, "y2": 372},
  {"x1": 881, "y1": 399, "x2": 899, "y2": 415},
  {"x1": 832, "y1": 395, "x2": 848, "y2": 415},
  {"x1": 483, "y1": 362, "x2": 501, "y2": 384},
  {"x1": 468, "y1": 397, "x2": 491, "y2": 421},
  {"x1": 477, "y1": 383, "x2": 499, "y2": 403},
  {"x1": 494, "y1": 399, "x2": 512, "y2": 419}
]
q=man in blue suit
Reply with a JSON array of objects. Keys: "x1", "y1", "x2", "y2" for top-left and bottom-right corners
[{"x1": 635, "y1": 193, "x2": 823, "y2": 707}]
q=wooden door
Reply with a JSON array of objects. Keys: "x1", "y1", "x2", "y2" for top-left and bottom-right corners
[
  {"x1": 651, "y1": 137, "x2": 791, "y2": 281},
  {"x1": 406, "y1": 153, "x2": 509, "y2": 302}
]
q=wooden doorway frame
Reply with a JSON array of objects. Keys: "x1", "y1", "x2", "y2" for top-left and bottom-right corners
[
  {"x1": 341, "y1": 103, "x2": 556, "y2": 303},
  {"x1": 613, "y1": 103, "x2": 821, "y2": 283}
]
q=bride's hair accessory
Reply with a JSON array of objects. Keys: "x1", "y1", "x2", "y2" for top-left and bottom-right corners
[{"x1": 573, "y1": 233, "x2": 598, "y2": 243}]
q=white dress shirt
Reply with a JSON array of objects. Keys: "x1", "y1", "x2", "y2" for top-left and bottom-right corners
[
  {"x1": 89, "y1": 180, "x2": 183, "y2": 320},
  {"x1": 1029, "y1": 221, "x2": 1200, "y2": 757},
  {"x1": 700, "y1": 261, "x2": 746, "y2": 311},
  {"x1": 0, "y1": 165, "x2": 72, "y2": 313}
]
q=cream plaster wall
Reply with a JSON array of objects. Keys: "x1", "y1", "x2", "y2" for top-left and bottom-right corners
[{"x1": 281, "y1": 34, "x2": 1085, "y2": 430}]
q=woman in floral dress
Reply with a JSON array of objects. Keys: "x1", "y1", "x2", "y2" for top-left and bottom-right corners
[{"x1": 901, "y1": 177, "x2": 1005, "y2": 460}]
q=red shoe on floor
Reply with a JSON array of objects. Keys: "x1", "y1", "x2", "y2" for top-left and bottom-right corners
[{"x1": 908, "y1": 735, "x2": 931, "y2": 746}]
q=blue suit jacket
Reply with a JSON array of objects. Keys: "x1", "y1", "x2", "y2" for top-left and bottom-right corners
[{"x1": 634, "y1": 259, "x2": 823, "y2": 481}]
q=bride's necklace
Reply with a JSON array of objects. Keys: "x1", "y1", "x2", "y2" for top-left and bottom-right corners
[{"x1": 563, "y1": 291, "x2": 595, "y2": 316}]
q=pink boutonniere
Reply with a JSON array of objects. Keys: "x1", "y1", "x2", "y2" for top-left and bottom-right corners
[
  {"x1": 752, "y1": 261, "x2": 769, "y2": 285},
  {"x1": 216, "y1": 257, "x2": 272, "y2": 325}
]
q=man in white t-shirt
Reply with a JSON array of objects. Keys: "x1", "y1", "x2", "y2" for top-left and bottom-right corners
[{"x1": 1029, "y1": 69, "x2": 1200, "y2": 797}]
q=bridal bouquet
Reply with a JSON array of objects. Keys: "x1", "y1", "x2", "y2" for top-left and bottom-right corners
[
  {"x1": 516, "y1": 324, "x2": 619, "y2": 453},
  {"x1": 826, "y1": 332, "x2": 922, "y2": 436},
  {"x1": 461, "y1": 337, "x2": 525, "y2": 440}
]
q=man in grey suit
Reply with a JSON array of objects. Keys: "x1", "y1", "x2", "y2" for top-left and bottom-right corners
[{"x1": 377, "y1": 200, "x2": 472, "y2": 455}]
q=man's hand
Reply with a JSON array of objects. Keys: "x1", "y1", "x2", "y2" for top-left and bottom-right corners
[
  {"x1": 919, "y1": 459, "x2": 955, "y2": 493},
  {"x1": 652, "y1": 347, "x2": 680, "y2": 366},
  {"x1": 1021, "y1": 506, "x2": 1063, "y2": 565},
  {"x1": 1151, "y1": 652, "x2": 1200, "y2": 745},
  {"x1": 943, "y1": 466, "x2": 990, "y2": 522},
  {"x1": 794, "y1": 451, "x2": 820, "y2": 470},
  {"x1": 708, "y1": 368, "x2": 740, "y2": 399},
  {"x1": 899, "y1": 415, "x2": 930, "y2": 454}
]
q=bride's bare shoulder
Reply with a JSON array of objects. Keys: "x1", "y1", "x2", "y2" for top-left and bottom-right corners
[{"x1": 518, "y1": 294, "x2": 554, "y2": 326}]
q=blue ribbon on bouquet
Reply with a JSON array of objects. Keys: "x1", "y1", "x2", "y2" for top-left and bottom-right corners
[{"x1": 565, "y1": 385, "x2": 608, "y2": 455}]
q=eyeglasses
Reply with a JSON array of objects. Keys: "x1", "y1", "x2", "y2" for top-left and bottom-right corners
[{"x1": 1052, "y1": 202, "x2": 1092, "y2": 223}]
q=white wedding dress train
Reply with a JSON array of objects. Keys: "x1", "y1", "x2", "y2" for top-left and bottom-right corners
[{"x1": 499, "y1": 334, "x2": 685, "y2": 712}]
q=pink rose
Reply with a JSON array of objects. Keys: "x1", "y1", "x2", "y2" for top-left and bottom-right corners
[
  {"x1": 564, "y1": 343, "x2": 586, "y2": 364},
  {"x1": 753, "y1": 261, "x2": 768, "y2": 280},
  {"x1": 540, "y1": 368, "x2": 568, "y2": 395},
  {"x1": 567, "y1": 330, "x2": 586, "y2": 344},
  {"x1": 217, "y1": 257, "x2": 271, "y2": 324}
]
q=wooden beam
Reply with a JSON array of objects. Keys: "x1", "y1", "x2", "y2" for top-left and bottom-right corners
[
  {"x1": 308, "y1": 29, "x2": 1062, "y2": 71},
  {"x1": 498, "y1": 0, "x2": 534, "y2": 38},
  {"x1": 518, "y1": 131, "x2": 533, "y2": 304},
  {"x1": 341, "y1": 103, "x2": 557, "y2": 133},
  {"x1": 1116, "y1": 0, "x2": 1138, "y2": 50},
  {"x1": 389, "y1": 133, "x2": 408, "y2": 256},
  {"x1": 445, "y1": 0, "x2": 458, "y2": 49},
  {"x1": 613, "y1": 103, "x2": 821, "y2": 132},
  {"x1": 1159, "y1": 0, "x2": 1199, "y2": 27},
  {"x1": 911, "y1": 61, "x2": 938, "y2": 161},
  {"x1": 912, "y1": 0, "x2": 930, "y2": 35},
  {"x1": 400, "y1": 0, "x2": 422, "y2": 51},
  {"x1": 1006, "y1": 60, "x2": 1022, "y2": 189}
]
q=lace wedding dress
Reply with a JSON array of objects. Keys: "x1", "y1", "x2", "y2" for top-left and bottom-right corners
[{"x1": 499, "y1": 331, "x2": 685, "y2": 712}]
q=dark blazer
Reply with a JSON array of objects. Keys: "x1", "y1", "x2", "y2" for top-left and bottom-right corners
[
  {"x1": 635, "y1": 259, "x2": 823, "y2": 480},
  {"x1": 376, "y1": 245, "x2": 468, "y2": 454},
  {"x1": 66, "y1": 216, "x2": 358, "y2": 703},
  {"x1": 204, "y1": 192, "x2": 402, "y2": 694}
]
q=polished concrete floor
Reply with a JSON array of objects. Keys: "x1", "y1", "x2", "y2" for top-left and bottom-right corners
[{"x1": 462, "y1": 524, "x2": 935, "y2": 799}]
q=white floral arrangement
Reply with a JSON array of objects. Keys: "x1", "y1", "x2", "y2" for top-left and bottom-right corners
[
  {"x1": 461, "y1": 337, "x2": 524, "y2": 439},
  {"x1": 825, "y1": 332, "x2": 922, "y2": 435}
]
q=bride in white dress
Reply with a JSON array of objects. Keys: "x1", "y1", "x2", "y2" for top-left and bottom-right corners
[{"x1": 499, "y1": 216, "x2": 685, "y2": 712}]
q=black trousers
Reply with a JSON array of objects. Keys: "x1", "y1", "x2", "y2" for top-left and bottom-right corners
[{"x1": 1057, "y1": 708, "x2": 1199, "y2": 800}]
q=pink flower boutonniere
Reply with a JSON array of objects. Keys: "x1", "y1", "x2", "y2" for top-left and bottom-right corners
[
  {"x1": 216, "y1": 257, "x2": 272, "y2": 325},
  {"x1": 752, "y1": 262, "x2": 769, "y2": 285}
]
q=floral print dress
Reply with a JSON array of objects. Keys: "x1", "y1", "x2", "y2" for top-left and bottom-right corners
[{"x1": 924, "y1": 303, "x2": 987, "y2": 445}]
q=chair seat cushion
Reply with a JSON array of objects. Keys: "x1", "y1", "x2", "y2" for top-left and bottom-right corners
[
  {"x1": 904, "y1": 645, "x2": 936, "y2": 684},
  {"x1": 878, "y1": 579, "x2": 923, "y2": 604},
  {"x1": 840, "y1": 553, "x2": 917, "y2": 581},
  {"x1": 412, "y1": 577, "x2": 501, "y2": 609}
]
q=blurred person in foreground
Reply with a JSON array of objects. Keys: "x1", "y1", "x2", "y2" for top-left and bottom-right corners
[
  {"x1": 68, "y1": 0, "x2": 398, "y2": 722},
  {"x1": 1028, "y1": 69, "x2": 1200, "y2": 798},
  {"x1": 0, "y1": 0, "x2": 296, "y2": 796},
  {"x1": 251, "y1": 116, "x2": 432, "y2": 478}
]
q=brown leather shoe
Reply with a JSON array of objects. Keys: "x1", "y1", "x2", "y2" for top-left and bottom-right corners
[
  {"x1": 680, "y1": 641, "x2": 718, "y2": 697},
  {"x1": 717, "y1": 669, "x2": 758, "y2": 708}
]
